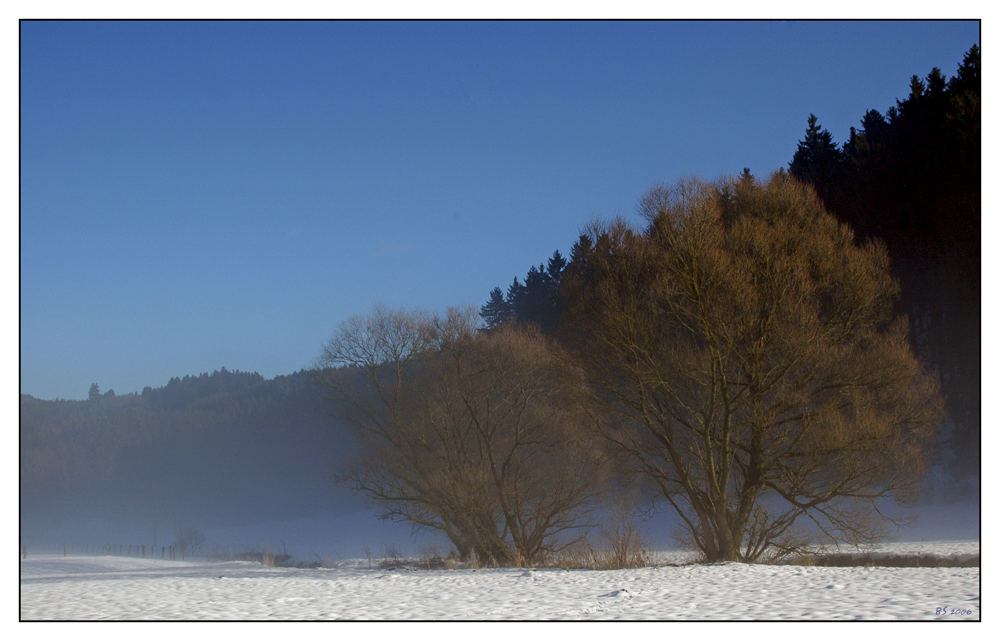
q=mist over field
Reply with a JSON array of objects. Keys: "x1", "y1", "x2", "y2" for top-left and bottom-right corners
[
  {"x1": 18, "y1": 369, "x2": 420, "y2": 561},
  {"x1": 20, "y1": 368, "x2": 978, "y2": 564}
]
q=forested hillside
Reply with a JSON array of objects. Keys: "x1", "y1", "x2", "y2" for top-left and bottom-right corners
[{"x1": 21, "y1": 368, "x2": 360, "y2": 534}]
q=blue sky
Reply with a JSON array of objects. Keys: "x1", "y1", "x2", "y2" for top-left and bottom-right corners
[{"x1": 20, "y1": 20, "x2": 980, "y2": 400}]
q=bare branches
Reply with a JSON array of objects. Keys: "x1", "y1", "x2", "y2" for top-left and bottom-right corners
[
  {"x1": 563, "y1": 174, "x2": 944, "y2": 562},
  {"x1": 319, "y1": 309, "x2": 604, "y2": 566}
]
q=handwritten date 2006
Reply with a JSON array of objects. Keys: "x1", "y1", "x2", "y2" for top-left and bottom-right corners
[{"x1": 935, "y1": 607, "x2": 974, "y2": 616}]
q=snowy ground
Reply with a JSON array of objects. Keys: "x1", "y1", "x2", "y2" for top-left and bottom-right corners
[{"x1": 19, "y1": 541, "x2": 979, "y2": 620}]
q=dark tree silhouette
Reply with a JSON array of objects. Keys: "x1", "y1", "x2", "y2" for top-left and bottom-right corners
[
  {"x1": 789, "y1": 45, "x2": 980, "y2": 487},
  {"x1": 479, "y1": 286, "x2": 511, "y2": 331},
  {"x1": 789, "y1": 114, "x2": 844, "y2": 208},
  {"x1": 480, "y1": 251, "x2": 568, "y2": 333}
]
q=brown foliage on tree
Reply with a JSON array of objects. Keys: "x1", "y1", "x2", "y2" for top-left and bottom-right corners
[
  {"x1": 561, "y1": 174, "x2": 944, "y2": 562},
  {"x1": 318, "y1": 306, "x2": 602, "y2": 566}
]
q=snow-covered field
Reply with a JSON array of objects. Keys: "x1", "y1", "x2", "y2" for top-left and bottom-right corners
[{"x1": 20, "y1": 541, "x2": 979, "y2": 620}]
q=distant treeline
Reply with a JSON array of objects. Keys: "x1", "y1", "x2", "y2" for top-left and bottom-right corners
[
  {"x1": 479, "y1": 45, "x2": 980, "y2": 487},
  {"x1": 20, "y1": 368, "x2": 362, "y2": 527}
]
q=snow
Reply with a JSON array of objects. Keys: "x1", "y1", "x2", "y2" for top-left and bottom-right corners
[{"x1": 19, "y1": 541, "x2": 979, "y2": 620}]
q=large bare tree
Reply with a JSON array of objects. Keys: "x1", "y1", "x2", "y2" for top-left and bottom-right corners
[
  {"x1": 562, "y1": 173, "x2": 944, "y2": 562},
  {"x1": 318, "y1": 305, "x2": 602, "y2": 566}
]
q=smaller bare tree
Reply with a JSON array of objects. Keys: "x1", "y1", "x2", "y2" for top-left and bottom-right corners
[{"x1": 318, "y1": 306, "x2": 606, "y2": 566}]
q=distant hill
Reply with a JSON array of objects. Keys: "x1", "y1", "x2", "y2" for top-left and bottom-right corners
[{"x1": 20, "y1": 368, "x2": 366, "y2": 537}]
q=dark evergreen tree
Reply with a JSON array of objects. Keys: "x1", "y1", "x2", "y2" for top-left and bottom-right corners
[
  {"x1": 567, "y1": 234, "x2": 594, "y2": 274},
  {"x1": 789, "y1": 114, "x2": 844, "y2": 209},
  {"x1": 506, "y1": 276, "x2": 525, "y2": 317},
  {"x1": 480, "y1": 286, "x2": 511, "y2": 330},
  {"x1": 545, "y1": 250, "x2": 568, "y2": 327},
  {"x1": 516, "y1": 264, "x2": 549, "y2": 327},
  {"x1": 546, "y1": 250, "x2": 567, "y2": 281}
]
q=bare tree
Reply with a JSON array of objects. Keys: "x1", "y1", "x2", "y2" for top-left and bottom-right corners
[
  {"x1": 562, "y1": 173, "x2": 944, "y2": 562},
  {"x1": 317, "y1": 305, "x2": 603, "y2": 566}
]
